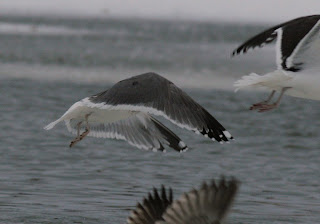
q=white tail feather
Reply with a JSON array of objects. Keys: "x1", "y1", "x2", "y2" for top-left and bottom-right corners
[
  {"x1": 44, "y1": 101, "x2": 85, "y2": 130},
  {"x1": 234, "y1": 71, "x2": 294, "y2": 92},
  {"x1": 234, "y1": 73, "x2": 262, "y2": 92},
  {"x1": 44, "y1": 119, "x2": 61, "y2": 130}
]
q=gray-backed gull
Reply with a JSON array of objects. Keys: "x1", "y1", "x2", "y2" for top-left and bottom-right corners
[{"x1": 44, "y1": 72, "x2": 233, "y2": 152}]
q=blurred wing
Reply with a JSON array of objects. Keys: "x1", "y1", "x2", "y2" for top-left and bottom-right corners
[
  {"x1": 127, "y1": 186, "x2": 173, "y2": 224},
  {"x1": 65, "y1": 112, "x2": 187, "y2": 152},
  {"x1": 161, "y1": 178, "x2": 239, "y2": 224}
]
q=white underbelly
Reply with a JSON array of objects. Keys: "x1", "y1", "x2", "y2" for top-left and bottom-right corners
[
  {"x1": 284, "y1": 72, "x2": 320, "y2": 100},
  {"x1": 256, "y1": 70, "x2": 320, "y2": 101},
  {"x1": 64, "y1": 104, "x2": 136, "y2": 123},
  {"x1": 89, "y1": 108, "x2": 136, "y2": 123}
]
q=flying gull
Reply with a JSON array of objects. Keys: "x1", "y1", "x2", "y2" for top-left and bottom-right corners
[
  {"x1": 233, "y1": 15, "x2": 320, "y2": 112},
  {"x1": 44, "y1": 72, "x2": 233, "y2": 152},
  {"x1": 127, "y1": 177, "x2": 239, "y2": 224}
]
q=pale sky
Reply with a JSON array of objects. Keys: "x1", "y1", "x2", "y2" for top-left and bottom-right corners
[{"x1": 1, "y1": 0, "x2": 320, "y2": 23}]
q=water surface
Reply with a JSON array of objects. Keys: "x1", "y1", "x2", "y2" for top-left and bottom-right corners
[{"x1": 0, "y1": 16, "x2": 319, "y2": 224}]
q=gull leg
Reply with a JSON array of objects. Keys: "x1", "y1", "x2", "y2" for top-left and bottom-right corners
[
  {"x1": 69, "y1": 121, "x2": 83, "y2": 147},
  {"x1": 258, "y1": 87, "x2": 291, "y2": 112},
  {"x1": 69, "y1": 114, "x2": 91, "y2": 147},
  {"x1": 79, "y1": 114, "x2": 90, "y2": 140},
  {"x1": 250, "y1": 90, "x2": 276, "y2": 110}
]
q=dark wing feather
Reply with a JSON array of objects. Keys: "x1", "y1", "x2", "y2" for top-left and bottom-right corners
[
  {"x1": 232, "y1": 15, "x2": 320, "y2": 57},
  {"x1": 279, "y1": 15, "x2": 320, "y2": 71},
  {"x1": 89, "y1": 72, "x2": 233, "y2": 143},
  {"x1": 127, "y1": 186, "x2": 173, "y2": 224}
]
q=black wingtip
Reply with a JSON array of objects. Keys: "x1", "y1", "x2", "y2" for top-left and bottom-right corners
[
  {"x1": 150, "y1": 116, "x2": 187, "y2": 152},
  {"x1": 231, "y1": 49, "x2": 239, "y2": 57}
]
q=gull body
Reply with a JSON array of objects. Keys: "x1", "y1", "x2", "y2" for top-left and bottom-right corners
[{"x1": 233, "y1": 15, "x2": 320, "y2": 111}]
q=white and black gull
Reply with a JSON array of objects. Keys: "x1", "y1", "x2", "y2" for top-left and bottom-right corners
[
  {"x1": 127, "y1": 177, "x2": 239, "y2": 224},
  {"x1": 44, "y1": 72, "x2": 233, "y2": 152},
  {"x1": 233, "y1": 15, "x2": 320, "y2": 112}
]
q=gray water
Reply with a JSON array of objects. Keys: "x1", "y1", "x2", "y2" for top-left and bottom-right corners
[{"x1": 0, "y1": 16, "x2": 320, "y2": 224}]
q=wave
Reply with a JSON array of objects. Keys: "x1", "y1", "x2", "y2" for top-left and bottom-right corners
[{"x1": 0, "y1": 22, "x2": 95, "y2": 36}]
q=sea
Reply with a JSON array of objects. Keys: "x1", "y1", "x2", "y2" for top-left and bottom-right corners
[{"x1": 0, "y1": 15, "x2": 319, "y2": 224}]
